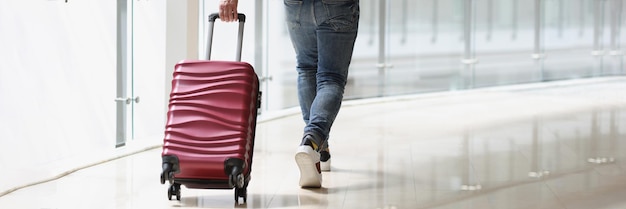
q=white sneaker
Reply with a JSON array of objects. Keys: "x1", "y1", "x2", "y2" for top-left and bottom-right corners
[
  {"x1": 320, "y1": 149, "x2": 331, "y2": 172},
  {"x1": 320, "y1": 159, "x2": 331, "y2": 172},
  {"x1": 295, "y1": 145, "x2": 322, "y2": 188}
]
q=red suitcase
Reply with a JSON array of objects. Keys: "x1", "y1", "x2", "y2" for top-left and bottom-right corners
[{"x1": 160, "y1": 13, "x2": 259, "y2": 203}]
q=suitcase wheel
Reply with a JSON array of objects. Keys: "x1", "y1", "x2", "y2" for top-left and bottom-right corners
[
  {"x1": 160, "y1": 161, "x2": 176, "y2": 185},
  {"x1": 234, "y1": 187, "x2": 247, "y2": 203},
  {"x1": 168, "y1": 183, "x2": 181, "y2": 201},
  {"x1": 229, "y1": 173, "x2": 245, "y2": 188},
  {"x1": 160, "y1": 169, "x2": 175, "y2": 185}
]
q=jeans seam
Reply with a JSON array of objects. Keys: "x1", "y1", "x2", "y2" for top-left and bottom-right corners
[{"x1": 321, "y1": 0, "x2": 358, "y2": 32}]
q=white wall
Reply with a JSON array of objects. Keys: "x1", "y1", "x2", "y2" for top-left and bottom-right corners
[
  {"x1": 0, "y1": 0, "x2": 117, "y2": 192},
  {"x1": 0, "y1": 0, "x2": 174, "y2": 193}
]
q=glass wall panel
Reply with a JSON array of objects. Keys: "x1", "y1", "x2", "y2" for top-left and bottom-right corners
[
  {"x1": 384, "y1": 0, "x2": 465, "y2": 95},
  {"x1": 604, "y1": 0, "x2": 624, "y2": 75},
  {"x1": 613, "y1": 0, "x2": 624, "y2": 74},
  {"x1": 344, "y1": 0, "x2": 383, "y2": 99},
  {"x1": 473, "y1": 0, "x2": 540, "y2": 87},
  {"x1": 542, "y1": 0, "x2": 595, "y2": 80},
  {"x1": 264, "y1": 1, "x2": 299, "y2": 111},
  {"x1": 222, "y1": 0, "x2": 625, "y2": 112},
  {"x1": 619, "y1": 0, "x2": 624, "y2": 74}
]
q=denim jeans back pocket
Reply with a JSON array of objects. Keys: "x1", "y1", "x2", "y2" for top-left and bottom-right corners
[
  {"x1": 284, "y1": 0, "x2": 303, "y2": 28},
  {"x1": 321, "y1": 0, "x2": 359, "y2": 32}
]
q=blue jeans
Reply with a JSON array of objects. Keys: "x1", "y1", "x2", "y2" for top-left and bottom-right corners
[{"x1": 284, "y1": 0, "x2": 360, "y2": 145}]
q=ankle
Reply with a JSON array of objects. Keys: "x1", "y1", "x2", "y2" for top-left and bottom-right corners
[
  {"x1": 320, "y1": 149, "x2": 331, "y2": 162},
  {"x1": 302, "y1": 134, "x2": 323, "y2": 151}
]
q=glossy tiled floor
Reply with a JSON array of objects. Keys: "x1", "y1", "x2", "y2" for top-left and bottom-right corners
[{"x1": 1, "y1": 77, "x2": 626, "y2": 209}]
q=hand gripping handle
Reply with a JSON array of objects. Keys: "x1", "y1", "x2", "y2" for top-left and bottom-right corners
[{"x1": 208, "y1": 13, "x2": 246, "y2": 23}]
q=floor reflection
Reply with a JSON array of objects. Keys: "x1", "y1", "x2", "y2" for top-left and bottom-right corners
[{"x1": 421, "y1": 106, "x2": 625, "y2": 208}]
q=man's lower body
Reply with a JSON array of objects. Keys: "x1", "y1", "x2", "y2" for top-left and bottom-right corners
[{"x1": 284, "y1": 0, "x2": 359, "y2": 188}]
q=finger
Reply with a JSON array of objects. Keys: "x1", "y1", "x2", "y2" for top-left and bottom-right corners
[
  {"x1": 219, "y1": 8, "x2": 227, "y2": 21},
  {"x1": 220, "y1": 7, "x2": 232, "y2": 21},
  {"x1": 219, "y1": 4, "x2": 226, "y2": 21},
  {"x1": 231, "y1": 9, "x2": 238, "y2": 21},
  {"x1": 224, "y1": 10, "x2": 231, "y2": 21},
  {"x1": 225, "y1": 8, "x2": 234, "y2": 22}
]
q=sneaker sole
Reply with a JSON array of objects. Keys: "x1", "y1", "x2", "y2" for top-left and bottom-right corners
[{"x1": 295, "y1": 147, "x2": 321, "y2": 188}]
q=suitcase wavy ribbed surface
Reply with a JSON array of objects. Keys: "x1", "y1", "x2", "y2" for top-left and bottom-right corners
[
  {"x1": 160, "y1": 13, "x2": 258, "y2": 203},
  {"x1": 161, "y1": 60, "x2": 259, "y2": 202}
]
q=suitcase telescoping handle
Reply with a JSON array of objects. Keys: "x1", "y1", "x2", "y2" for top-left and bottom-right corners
[{"x1": 206, "y1": 13, "x2": 246, "y2": 61}]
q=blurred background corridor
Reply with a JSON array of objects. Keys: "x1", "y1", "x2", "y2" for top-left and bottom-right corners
[{"x1": 1, "y1": 0, "x2": 625, "y2": 208}]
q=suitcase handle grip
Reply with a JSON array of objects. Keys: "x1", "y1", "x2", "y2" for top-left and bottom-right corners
[
  {"x1": 205, "y1": 13, "x2": 246, "y2": 61},
  {"x1": 208, "y1": 13, "x2": 246, "y2": 23}
]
